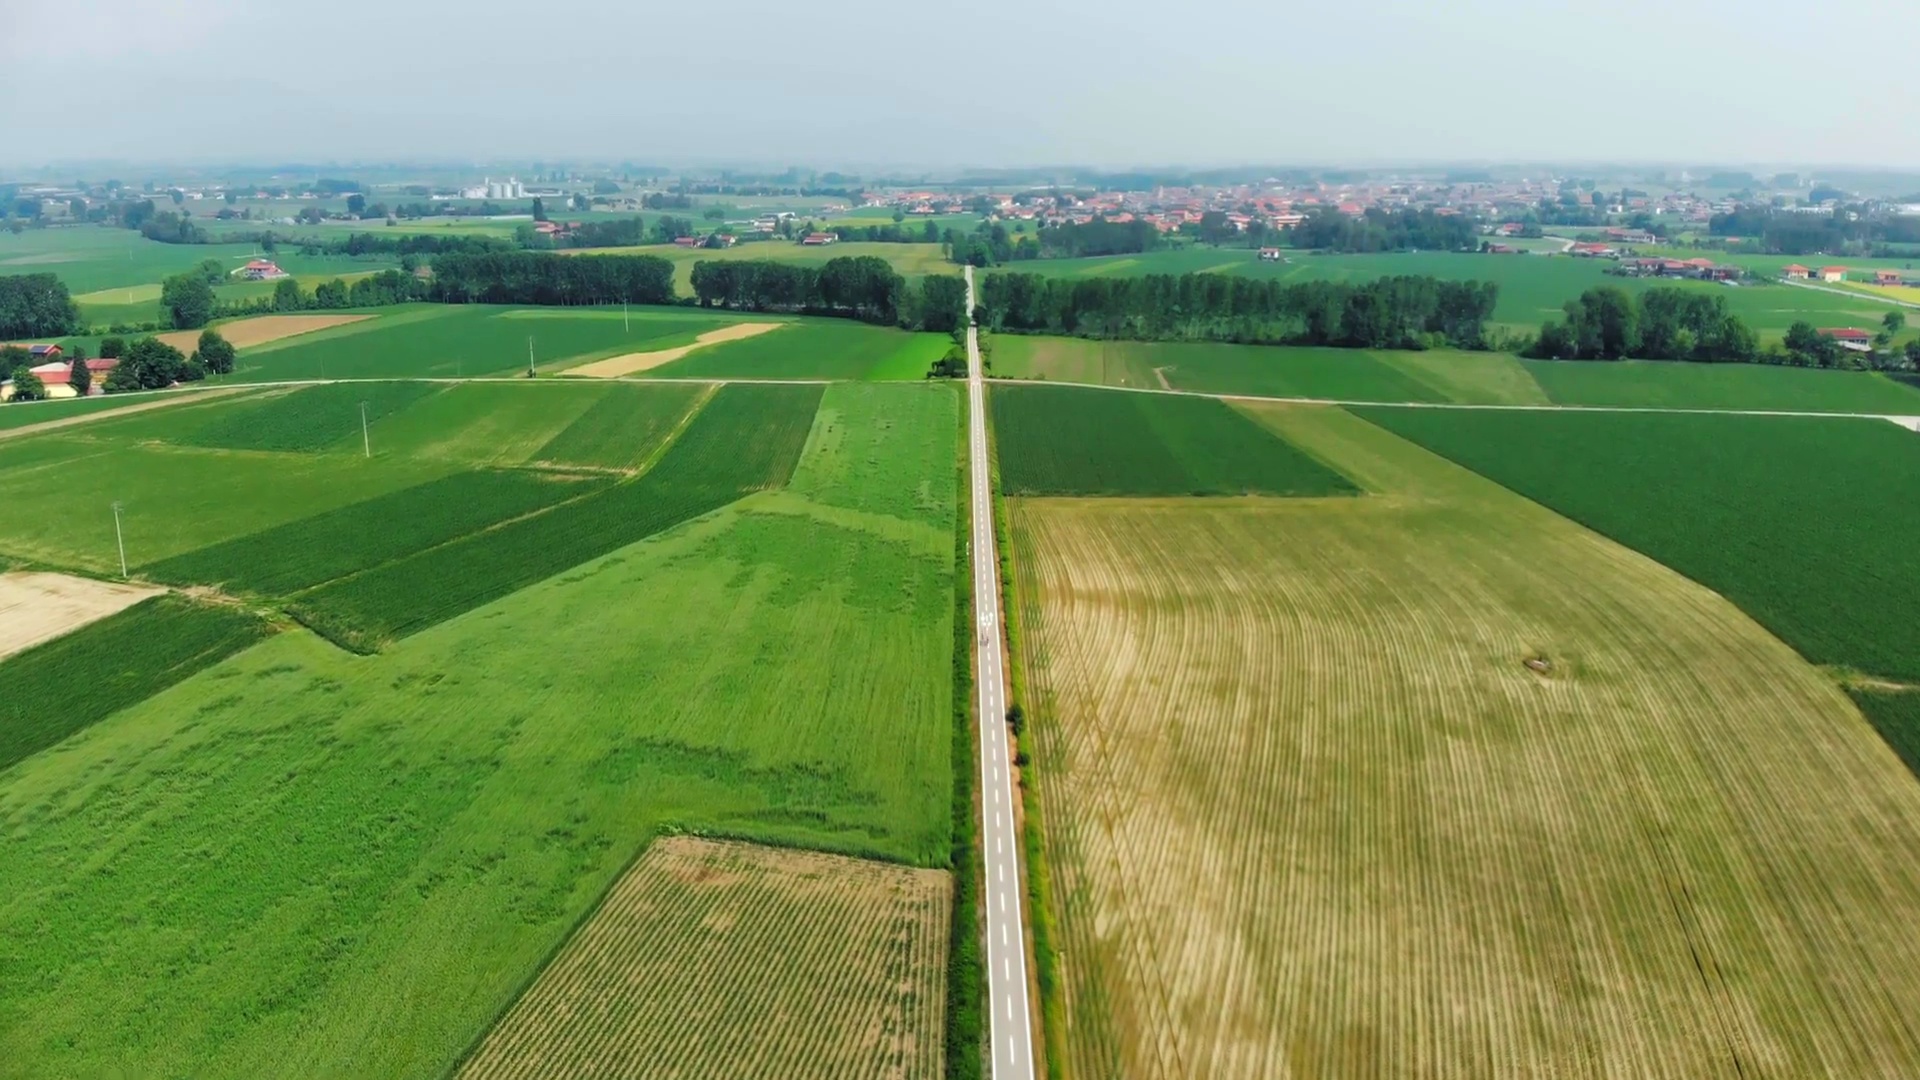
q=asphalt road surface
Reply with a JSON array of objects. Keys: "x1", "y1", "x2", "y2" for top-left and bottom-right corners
[{"x1": 965, "y1": 266, "x2": 1037, "y2": 1080}]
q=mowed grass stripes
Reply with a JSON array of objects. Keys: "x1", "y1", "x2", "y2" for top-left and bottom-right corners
[
  {"x1": 0, "y1": 596, "x2": 270, "y2": 773},
  {"x1": 177, "y1": 382, "x2": 444, "y2": 453},
  {"x1": 288, "y1": 382, "x2": 824, "y2": 650},
  {"x1": 991, "y1": 383, "x2": 1356, "y2": 497},
  {"x1": 455, "y1": 837, "x2": 950, "y2": 1080}
]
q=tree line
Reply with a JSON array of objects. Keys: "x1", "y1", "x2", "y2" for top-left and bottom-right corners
[
  {"x1": 977, "y1": 271, "x2": 1499, "y2": 350},
  {"x1": 1534, "y1": 285, "x2": 1914, "y2": 370},
  {"x1": 1710, "y1": 206, "x2": 1920, "y2": 256},
  {"x1": 1292, "y1": 208, "x2": 1480, "y2": 253},
  {"x1": 428, "y1": 252, "x2": 677, "y2": 306},
  {"x1": 688, "y1": 256, "x2": 968, "y2": 332},
  {"x1": 0, "y1": 274, "x2": 81, "y2": 339}
]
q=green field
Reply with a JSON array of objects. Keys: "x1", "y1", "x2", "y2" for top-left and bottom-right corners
[
  {"x1": 227, "y1": 305, "x2": 746, "y2": 381},
  {"x1": 530, "y1": 381, "x2": 708, "y2": 469},
  {"x1": 991, "y1": 382, "x2": 1357, "y2": 497},
  {"x1": 0, "y1": 383, "x2": 635, "y2": 574},
  {"x1": 1851, "y1": 690, "x2": 1920, "y2": 781},
  {"x1": 1357, "y1": 408, "x2": 1920, "y2": 681},
  {"x1": 1009, "y1": 402, "x2": 1920, "y2": 1077},
  {"x1": 288, "y1": 382, "x2": 824, "y2": 649},
  {"x1": 1522, "y1": 359, "x2": 1920, "y2": 413},
  {"x1": 991, "y1": 334, "x2": 1920, "y2": 412},
  {"x1": 0, "y1": 379, "x2": 958, "y2": 1078},
  {"x1": 0, "y1": 595, "x2": 270, "y2": 773},
  {"x1": 178, "y1": 381, "x2": 443, "y2": 452},
  {"x1": 143, "y1": 470, "x2": 610, "y2": 596},
  {"x1": 642, "y1": 320, "x2": 950, "y2": 381},
  {"x1": 0, "y1": 389, "x2": 214, "y2": 433}
]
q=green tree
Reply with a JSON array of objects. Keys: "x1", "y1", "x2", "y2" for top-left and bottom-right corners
[
  {"x1": 159, "y1": 273, "x2": 216, "y2": 329},
  {"x1": 69, "y1": 356, "x2": 92, "y2": 396},
  {"x1": 1885, "y1": 311, "x2": 1907, "y2": 337},
  {"x1": 196, "y1": 329, "x2": 237, "y2": 375},
  {"x1": 8, "y1": 368, "x2": 46, "y2": 401},
  {"x1": 98, "y1": 336, "x2": 125, "y2": 360},
  {"x1": 346, "y1": 193, "x2": 367, "y2": 216},
  {"x1": 271, "y1": 278, "x2": 306, "y2": 312},
  {"x1": 531, "y1": 197, "x2": 547, "y2": 222},
  {"x1": 107, "y1": 337, "x2": 189, "y2": 391},
  {"x1": 196, "y1": 257, "x2": 227, "y2": 284}
]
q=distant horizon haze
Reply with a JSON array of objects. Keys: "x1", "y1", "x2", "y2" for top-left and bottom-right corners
[{"x1": 4, "y1": 0, "x2": 1919, "y2": 172}]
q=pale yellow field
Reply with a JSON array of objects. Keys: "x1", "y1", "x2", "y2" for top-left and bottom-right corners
[
  {"x1": 0, "y1": 572, "x2": 162, "y2": 659},
  {"x1": 562, "y1": 322, "x2": 786, "y2": 377},
  {"x1": 1009, "y1": 403, "x2": 1920, "y2": 1078},
  {"x1": 456, "y1": 836, "x2": 951, "y2": 1080},
  {"x1": 155, "y1": 314, "x2": 372, "y2": 353}
]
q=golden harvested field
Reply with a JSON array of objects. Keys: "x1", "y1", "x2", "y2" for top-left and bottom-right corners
[
  {"x1": 562, "y1": 321, "x2": 786, "y2": 377},
  {"x1": 155, "y1": 313, "x2": 372, "y2": 352},
  {"x1": 0, "y1": 571, "x2": 162, "y2": 659},
  {"x1": 456, "y1": 837, "x2": 952, "y2": 1080},
  {"x1": 1008, "y1": 403, "x2": 1920, "y2": 1079}
]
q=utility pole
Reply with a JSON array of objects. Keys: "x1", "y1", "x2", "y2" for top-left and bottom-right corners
[
  {"x1": 360, "y1": 401, "x2": 370, "y2": 458},
  {"x1": 624, "y1": 301, "x2": 630, "y2": 332},
  {"x1": 527, "y1": 335, "x2": 536, "y2": 378},
  {"x1": 111, "y1": 501, "x2": 127, "y2": 579}
]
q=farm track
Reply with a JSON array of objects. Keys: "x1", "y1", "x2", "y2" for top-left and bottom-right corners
[
  {"x1": 1009, "y1": 407, "x2": 1920, "y2": 1078},
  {"x1": 455, "y1": 837, "x2": 951, "y2": 1080}
]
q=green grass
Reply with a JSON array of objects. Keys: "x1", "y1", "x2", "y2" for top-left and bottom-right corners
[
  {"x1": 1523, "y1": 360, "x2": 1920, "y2": 413},
  {"x1": 179, "y1": 382, "x2": 445, "y2": 452},
  {"x1": 141, "y1": 470, "x2": 609, "y2": 595},
  {"x1": 991, "y1": 382, "x2": 1358, "y2": 497},
  {"x1": 530, "y1": 382, "x2": 707, "y2": 469},
  {"x1": 0, "y1": 226, "x2": 380, "y2": 296},
  {"x1": 0, "y1": 391, "x2": 200, "y2": 432},
  {"x1": 644, "y1": 320, "x2": 950, "y2": 381},
  {"x1": 0, "y1": 595, "x2": 270, "y2": 774},
  {"x1": 1357, "y1": 408, "x2": 1920, "y2": 681},
  {"x1": 231, "y1": 305, "x2": 735, "y2": 381},
  {"x1": 289, "y1": 382, "x2": 825, "y2": 649},
  {"x1": 0, "y1": 382, "x2": 957, "y2": 1080},
  {"x1": 1850, "y1": 690, "x2": 1920, "y2": 781}
]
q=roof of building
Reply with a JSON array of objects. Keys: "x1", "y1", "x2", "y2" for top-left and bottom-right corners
[
  {"x1": 1782, "y1": 264, "x2": 1810, "y2": 272},
  {"x1": 1819, "y1": 327, "x2": 1873, "y2": 340}
]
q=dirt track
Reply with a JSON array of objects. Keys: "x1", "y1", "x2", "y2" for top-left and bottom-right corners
[
  {"x1": 563, "y1": 322, "x2": 785, "y2": 378},
  {"x1": 0, "y1": 386, "x2": 250, "y2": 441},
  {"x1": 156, "y1": 314, "x2": 372, "y2": 353},
  {"x1": 0, "y1": 571, "x2": 162, "y2": 659}
]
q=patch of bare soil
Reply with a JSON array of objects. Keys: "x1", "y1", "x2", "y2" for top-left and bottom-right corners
[
  {"x1": 156, "y1": 314, "x2": 372, "y2": 352},
  {"x1": 562, "y1": 322, "x2": 786, "y2": 378},
  {"x1": 0, "y1": 571, "x2": 163, "y2": 659}
]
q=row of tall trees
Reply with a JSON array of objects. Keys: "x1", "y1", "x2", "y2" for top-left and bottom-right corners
[
  {"x1": 1292, "y1": 208, "x2": 1480, "y2": 253},
  {"x1": 1532, "y1": 287, "x2": 1759, "y2": 363},
  {"x1": 0, "y1": 273, "x2": 81, "y2": 338},
  {"x1": 688, "y1": 257, "x2": 965, "y2": 330},
  {"x1": 429, "y1": 252, "x2": 676, "y2": 306},
  {"x1": 977, "y1": 272, "x2": 1500, "y2": 350}
]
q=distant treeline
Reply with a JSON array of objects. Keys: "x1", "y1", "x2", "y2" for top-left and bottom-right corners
[
  {"x1": 0, "y1": 273, "x2": 81, "y2": 339},
  {"x1": 978, "y1": 272, "x2": 1499, "y2": 350},
  {"x1": 429, "y1": 252, "x2": 676, "y2": 306},
  {"x1": 949, "y1": 219, "x2": 1161, "y2": 266},
  {"x1": 214, "y1": 270, "x2": 425, "y2": 319},
  {"x1": 830, "y1": 221, "x2": 942, "y2": 244},
  {"x1": 689, "y1": 256, "x2": 968, "y2": 332},
  {"x1": 1533, "y1": 285, "x2": 1915, "y2": 370},
  {"x1": 1293, "y1": 208, "x2": 1480, "y2": 254},
  {"x1": 1710, "y1": 207, "x2": 1920, "y2": 256}
]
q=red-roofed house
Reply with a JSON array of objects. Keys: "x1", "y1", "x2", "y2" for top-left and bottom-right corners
[
  {"x1": 800, "y1": 232, "x2": 838, "y2": 246},
  {"x1": 671, "y1": 236, "x2": 701, "y2": 248},
  {"x1": 1819, "y1": 327, "x2": 1875, "y2": 353},
  {"x1": 1781, "y1": 264, "x2": 1810, "y2": 280},
  {"x1": 1875, "y1": 270, "x2": 1904, "y2": 286},
  {"x1": 26, "y1": 344, "x2": 62, "y2": 360},
  {"x1": 233, "y1": 258, "x2": 288, "y2": 281},
  {"x1": 21, "y1": 358, "x2": 117, "y2": 398},
  {"x1": 1569, "y1": 242, "x2": 1617, "y2": 258},
  {"x1": 1818, "y1": 266, "x2": 1848, "y2": 283}
]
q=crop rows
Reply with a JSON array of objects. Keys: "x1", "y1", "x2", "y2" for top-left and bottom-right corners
[
  {"x1": 530, "y1": 382, "x2": 706, "y2": 470},
  {"x1": 1008, "y1": 406, "x2": 1920, "y2": 1078},
  {"x1": 142, "y1": 469, "x2": 610, "y2": 595},
  {"x1": 0, "y1": 595, "x2": 269, "y2": 772},
  {"x1": 179, "y1": 381, "x2": 443, "y2": 452},
  {"x1": 1359, "y1": 408, "x2": 1920, "y2": 681},
  {"x1": 288, "y1": 382, "x2": 824, "y2": 649},
  {"x1": 991, "y1": 383, "x2": 1357, "y2": 497},
  {"x1": 457, "y1": 837, "x2": 950, "y2": 1080}
]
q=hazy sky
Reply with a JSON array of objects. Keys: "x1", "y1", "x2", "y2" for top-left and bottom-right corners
[{"x1": 6, "y1": 0, "x2": 1919, "y2": 170}]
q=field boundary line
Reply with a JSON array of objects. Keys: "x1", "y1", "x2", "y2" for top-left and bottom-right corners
[{"x1": 984, "y1": 375, "x2": 1920, "y2": 423}]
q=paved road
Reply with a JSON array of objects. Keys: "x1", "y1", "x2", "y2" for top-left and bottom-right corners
[{"x1": 966, "y1": 266, "x2": 1037, "y2": 1080}]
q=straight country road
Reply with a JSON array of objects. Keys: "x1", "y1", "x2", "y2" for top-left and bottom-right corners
[{"x1": 965, "y1": 266, "x2": 1037, "y2": 1080}]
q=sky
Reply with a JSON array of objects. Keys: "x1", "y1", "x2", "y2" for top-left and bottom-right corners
[{"x1": 5, "y1": 0, "x2": 1920, "y2": 171}]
